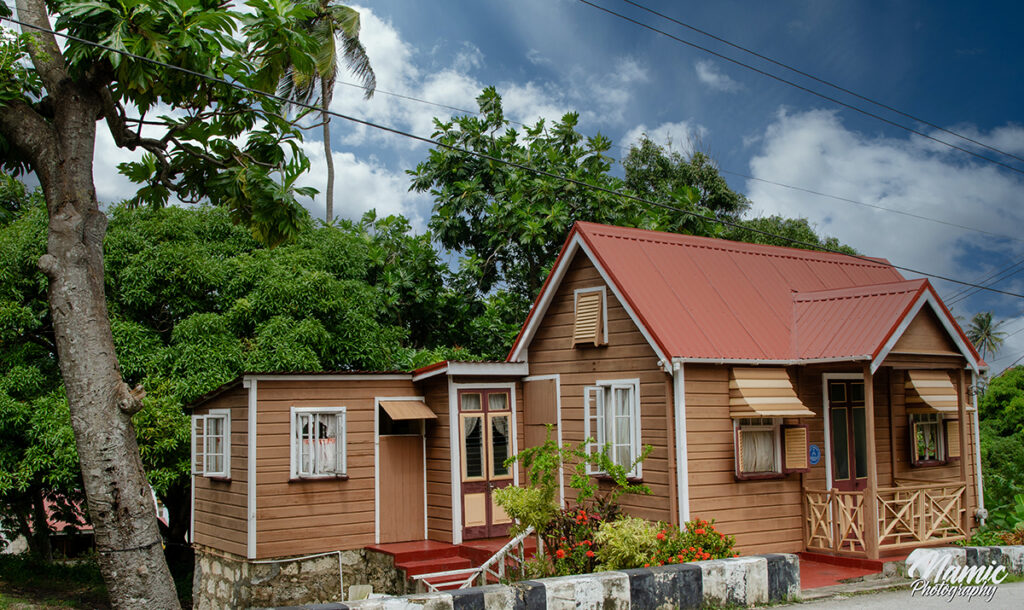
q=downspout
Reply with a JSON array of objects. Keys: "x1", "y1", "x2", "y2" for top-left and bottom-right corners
[
  {"x1": 971, "y1": 370, "x2": 986, "y2": 525},
  {"x1": 246, "y1": 378, "x2": 258, "y2": 559},
  {"x1": 671, "y1": 360, "x2": 690, "y2": 525}
]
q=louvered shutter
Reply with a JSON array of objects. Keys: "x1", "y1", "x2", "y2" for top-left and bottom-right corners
[
  {"x1": 192, "y1": 415, "x2": 205, "y2": 475},
  {"x1": 573, "y1": 290, "x2": 604, "y2": 346},
  {"x1": 782, "y1": 425, "x2": 810, "y2": 473},
  {"x1": 945, "y1": 419, "x2": 961, "y2": 459}
]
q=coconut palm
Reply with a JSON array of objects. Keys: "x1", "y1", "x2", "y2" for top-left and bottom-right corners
[
  {"x1": 966, "y1": 311, "x2": 1007, "y2": 361},
  {"x1": 278, "y1": 1, "x2": 376, "y2": 222}
]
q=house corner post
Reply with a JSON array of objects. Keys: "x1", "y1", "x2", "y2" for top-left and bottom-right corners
[
  {"x1": 862, "y1": 365, "x2": 880, "y2": 560},
  {"x1": 957, "y1": 369, "x2": 970, "y2": 536}
]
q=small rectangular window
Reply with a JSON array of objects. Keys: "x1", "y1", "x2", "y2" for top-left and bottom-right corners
[
  {"x1": 584, "y1": 379, "x2": 640, "y2": 477},
  {"x1": 291, "y1": 408, "x2": 347, "y2": 478},
  {"x1": 735, "y1": 417, "x2": 784, "y2": 479},
  {"x1": 910, "y1": 413, "x2": 944, "y2": 466},
  {"x1": 192, "y1": 410, "x2": 230, "y2": 479}
]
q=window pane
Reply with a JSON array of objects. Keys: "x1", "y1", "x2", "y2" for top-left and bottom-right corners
[
  {"x1": 488, "y1": 393, "x2": 509, "y2": 411},
  {"x1": 915, "y1": 420, "x2": 940, "y2": 461},
  {"x1": 829, "y1": 382, "x2": 846, "y2": 403},
  {"x1": 298, "y1": 414, "x2": 313, "y2": 475},
  {"x1": 461, "y1": 393, "x2": 481, "y2": 411},
  {"x1": 742, "y1": 429, "x2": 775, "y2": 473},
  {"x1": 850, "y1": 382, "x2": 865, "y2": 403},
  {"x1": 831, "y1": 408, "x2": 849, "y2": 480},
  {"x1": 464, "y1": 416, "x2": 483, "y2": 478},
  {"x1": 491, "y1": 415, "x2": 510, "y2": 476},
  {"x1": 207, "y1": 417, "x2": 223, "y2": 437},
  {"x1": 318, "y1": 414, "x2": 339, "y2": 473},
  {"x1": 853, "y1": 408, "x2": 867, "y2": 479}
]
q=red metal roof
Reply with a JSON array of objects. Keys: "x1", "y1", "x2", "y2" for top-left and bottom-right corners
[{"x1": 510, "y1": 222, "x2": 982, "y2": 366}]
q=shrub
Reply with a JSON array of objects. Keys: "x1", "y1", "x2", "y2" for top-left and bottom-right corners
[
  {"x1": 647, "y1": 518, "x2": 737, "y2": 566},
  {"x1": 594, "y1": 516, "x2": 659, "y2": 570},
  {"x1": 492, "y1": 485, "x2": 556, "y2": 537}
]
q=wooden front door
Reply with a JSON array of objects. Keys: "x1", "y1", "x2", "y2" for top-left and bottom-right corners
[
  {"x1": 459, "y1": 389, "x2": 513, "y2": 540},
  {"x1": 379, "y1": 434, "x2": 425, "y2": 543},
  {"x1": 828, "y1": 380, "x2": 868, "y2": 491}
]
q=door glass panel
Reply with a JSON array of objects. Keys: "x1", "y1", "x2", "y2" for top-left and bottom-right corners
[
  {"x1": 490, "y1": 415, "x2": 510, "y2": 477},
  {"x1": 853, "y1": 407, "x2": 867, "y2": 479},
  {"x1": 831, "y1": 408, "x2": 849, "y2": 480},
  {"x1": 849, "y1": 382, "x2": 865, "y2": 403},
  {"x1": 463, "y1": 415, "x2": 484, "y2": 478},
  {"x1": 829, "y1": 382, "x2": 846, "y2": 403},
  {"x1": 488, "y1": 393, "x2": 509, "y2": 411},
  {"x1": 461, "y1": 393, "x2": 482, "y2": 411}
]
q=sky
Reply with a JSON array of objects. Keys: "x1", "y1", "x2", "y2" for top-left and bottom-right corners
[{"x1": 85, "y1": 0, "x2": 1024, "y2": 371}]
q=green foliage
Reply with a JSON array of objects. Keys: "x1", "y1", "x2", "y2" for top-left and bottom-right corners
[
  {"x1": 987, "y1": 493, "x2": 1024, "y2": 534},
  {"x1": 967, "y1": 312, "x2": 1007, "y2": 361},
  {"x1": 648, "y1": 518, "x2": 737, "y2": 566},
  {"x1": 593, "y1": 516, "x2": 659, "y2": 570},
  {"x1": 491, "y1": 486, "x2": 556, "y2": 539},
  {"x1": 724, "y1": 215, "x2": 856, "y2": 254},
  {"x1": 958, "y1": 526, "x2": 1008, "y2": 547},
  {"x1": 0, "y1": 553, "x2": 107, "y2": 608},
  {"x1": 980, "y1": 367, "x2": 1024, "y2": 436},
  {"x1": 979, "y1": 366, "x2": 1024, "y2": 531}
]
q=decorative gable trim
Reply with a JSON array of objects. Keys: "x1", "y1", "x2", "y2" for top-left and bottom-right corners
[
  {"x1": 507, "y1": 231, "x2": 669, "y2": 366},
  {"x1": 871, "y1": 286, "x2": 983, "y2": 373}
]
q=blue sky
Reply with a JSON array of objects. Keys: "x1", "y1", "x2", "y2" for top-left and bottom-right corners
[{"x1": 92, "y1": 1, "x2": 1024, "y2": 369}]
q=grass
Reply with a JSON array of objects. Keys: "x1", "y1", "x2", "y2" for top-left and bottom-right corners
[{"x1": 0, "y1": 555, "x2": 109, "y2": 609}]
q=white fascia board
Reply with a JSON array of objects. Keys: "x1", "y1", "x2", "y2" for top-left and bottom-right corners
[
  {"x1": 871, "y1": 292, "x2": 980, "y2": 374},
  {"x1": 447, "y1": 361, "x2": 529, "y2": 377},
  {"x1": 412, "y1": 366, "x2": 448, "y2": 382}
]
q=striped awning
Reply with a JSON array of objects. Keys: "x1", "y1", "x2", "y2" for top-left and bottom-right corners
[
  {"x1": 729, "y1": 368, "x2": 815, "y2": 418},
  {"x1": 905, "y1": 370, "x2": 959, "y2": 413},
  {"x1": 380, "y1": 400, "x2": 437, "y2": 421}
]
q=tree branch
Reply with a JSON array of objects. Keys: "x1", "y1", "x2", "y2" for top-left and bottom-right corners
[
  {"x1": 0, "y1": 99, "x2": 56, "y2": 176},
  {"x1": 14, "y1": 0, "x2": 68, "y2": 94}
]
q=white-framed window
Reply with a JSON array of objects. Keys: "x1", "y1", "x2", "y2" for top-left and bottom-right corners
[
  {"x1": 910, "y1": 412, "x2": 945, "y2": 465},
  {"x1": 584, "y1": 379, "x2": 641, "y2": 478},
  {"x1": 192, "y1": 410, "x2": 231, "y2": 479},
  {"x1": 291, "y1": 407, "x2": 347, "y2": 478},
  {"x1": 734, "y1": 417, "x2": 782, "y2": 478}
]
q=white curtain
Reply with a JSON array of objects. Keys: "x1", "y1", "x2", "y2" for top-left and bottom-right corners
[{"x1": 742, "y1": 429, "x2": 775, "y2": 473}]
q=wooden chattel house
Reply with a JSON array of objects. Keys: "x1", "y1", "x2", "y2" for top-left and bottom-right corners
[{"x1": 188, "y1": 222, "x2": 985, "y2": 574}]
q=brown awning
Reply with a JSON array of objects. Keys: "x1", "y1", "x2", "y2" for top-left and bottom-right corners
[
  {"x1": 905, "y1": 370, "x2": 958, "y2": 413},
  {"x1": 729, "y1": 368, "x2": 815, "y2": 418},
  {"x1": 380, "y1": 400, "x2": 437, "y2": 421}
]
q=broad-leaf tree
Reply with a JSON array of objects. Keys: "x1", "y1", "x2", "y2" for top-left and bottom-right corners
[{"x1": 0, "y1": 0, "x2": 329, "y2": 605}]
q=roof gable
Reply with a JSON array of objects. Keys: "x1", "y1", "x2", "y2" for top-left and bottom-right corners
[{"x1": 509, "y1": 222, "x2": 984, "y2": 371}]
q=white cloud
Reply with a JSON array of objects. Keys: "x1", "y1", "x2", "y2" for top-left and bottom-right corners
[
  {"x1": 745, "y1": 109, "x2": 1024, "y2": 308},
  {"x1": 695, "y1": 60, "x2": 742, "y2": 93},
  {"x1": 621, "y1": 120, "x2": 708, "y2": 153}
]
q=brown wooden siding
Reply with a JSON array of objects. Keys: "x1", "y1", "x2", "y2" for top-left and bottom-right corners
[
  {"x1": 422, "y1": 376, "x2": 453, "y2": 543},
  {"x1": 525, "y1": 253, "x2": 672, "y2": 524},
  {"x1": 192, "y1": 385, "x2": 249, "y2": 557},
  {"x1": 253, "y1": 377, "x2": 418, "y2": 558},
  {"x1": 891, "y1": 308, "x2": 960, "y2": 356}
]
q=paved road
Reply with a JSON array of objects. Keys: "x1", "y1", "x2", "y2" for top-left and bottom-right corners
[{"x1": 780, "y1": 580, "x2": 1024, "y2": 609}]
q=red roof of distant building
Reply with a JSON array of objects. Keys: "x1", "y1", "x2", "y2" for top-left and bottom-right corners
[{"x1": 509, "y1": 222, "x2": 983, "y2": 369}]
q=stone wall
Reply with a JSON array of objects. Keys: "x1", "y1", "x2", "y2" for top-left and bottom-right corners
[
  {"x1": 268, "y1": 553, "x2": 800, "y2": 610},
  {"x1": 193, "y1": 546, "x2": 406, "y2": 609}
]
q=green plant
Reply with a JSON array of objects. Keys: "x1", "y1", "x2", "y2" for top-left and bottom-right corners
[
  {"x1": 988, "y1": 493, "x2": 1024, "y2": 533},
  {"x1": 958, "y1": 527, "x2": 1007, "y2": 546},
  {"x1": 648, "y1": 518, "x2": 737, "y2": 566},
  {"x1": 492, "y1": 485, "x2": 557, "y2": 537},
  {"x1": 594, "y1": 516, "x2": 659, "y2": 570}
]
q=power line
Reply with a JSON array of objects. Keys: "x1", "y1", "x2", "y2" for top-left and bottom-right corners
[
  {"x1": 946, "y1": 258, "x2": 1024, "y2": 306},
  {"x1": 575, "y1": 0, "x2": 1024, "y2": 177},
  {"x1": 5, "y1": 14, "x2": 1024, "y2": 301},
  {"x1": 617, "y1": 0, "x2": 1024, "y2": 167}
]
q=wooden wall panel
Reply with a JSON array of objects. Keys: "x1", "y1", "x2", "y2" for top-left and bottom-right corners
[
  {"x1": 422, "y1": 376, "x2": 453, "y2": 543},
  {"x1": 525, "y1": 253, "x2": 672, "y2": 524},
  {"x1": 253, "y1": 377, "x2": 418, "y2": 558},
  {"x1": 192, "y1": 385, "x2": 249, "y2": 556},
  {"x1": 892, "y1": 308, "x2": 960, "y2": 355}
]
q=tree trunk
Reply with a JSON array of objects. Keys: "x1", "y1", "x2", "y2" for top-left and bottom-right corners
[
  {"x1": 30, "y1": 486, "x2": 53, "y2": 562},
  {"x1": 19, "y1": 74, "x2": 182, "y2": 610},
  {"x1": 322, "y1": 75, "x2": 335, "y2": 222}
]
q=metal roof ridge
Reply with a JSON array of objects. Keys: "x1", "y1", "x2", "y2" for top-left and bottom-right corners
[{"x1": 792, "y1": 278, "x2": 927, "y2": 302}]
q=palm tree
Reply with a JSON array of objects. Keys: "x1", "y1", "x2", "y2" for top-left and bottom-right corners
[
  {"x1": 966, "y1": 311, "x2": 1007, "y2": 361},
  {"x1": 279, "y1": 1, "x2": 376, "y2": 222}
]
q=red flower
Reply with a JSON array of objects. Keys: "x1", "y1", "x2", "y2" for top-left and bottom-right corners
[
  {"x1": 733, "y1": 553, "x2": 739, "y2": 558},
  {"x1": 556, "y1": 549, "x2": 566, "y2": 559},
  {"x1": 678, "y1": 554, "x2": 684, "y2": 560},
  {"x1": 586, "y1": 550, "x2": 595, "y2": 558},
  {"x1": 560, "y1": 536, "x2": 567, "y2": 541},
  {"x1": 644, "y1": 563, "x2": 650, "y2": 567},
  {"x1": 584, "y1": 539, "x2": 592, "y2": 546},
  {"x1": 656, "y1": 532, "x2": 666, "y2": 540},
  {"x1": 689, "y1": 546, "x2": 695, "y2": 552},
  {"x1": 694, "y1": 528, "x2": 706, "y2": 535}
]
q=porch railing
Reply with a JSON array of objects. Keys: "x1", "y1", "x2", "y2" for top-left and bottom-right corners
[
  {"x1": 804, "y1": 483, "x2": 966, "y2": 555},
  {"x1": 412, "y1": 526, "x2": 534, "y2": 592}
]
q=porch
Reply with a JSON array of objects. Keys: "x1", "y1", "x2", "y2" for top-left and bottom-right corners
[{"x1": 804, "y1": 481, "x2": 967, "y2": 558}]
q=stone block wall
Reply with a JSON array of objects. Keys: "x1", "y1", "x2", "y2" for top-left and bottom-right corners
[
  {"x1": 268, "y1": 552, "x2": 800, "y2": 609},
  {"x1": 193, "y1": 546, "x2": 407, "y2": 609}
]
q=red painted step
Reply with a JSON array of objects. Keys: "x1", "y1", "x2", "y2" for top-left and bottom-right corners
[
  {"x1": 366, "y1": 540, "x2": 462, "y2": 564},
  {"x1": 397, "y1": 556, "x2": 474, "y2": 577}
]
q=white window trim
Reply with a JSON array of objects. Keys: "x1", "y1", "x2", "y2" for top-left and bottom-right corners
[
  {"x1": 192, "y1": 409, "x2": 231, "y2": 479},
  {"x1": 573, "y1": 286, "x2": 608, "y2": 346},
  {"x1": 290, "y1": 406, "x2": 348, "y2": 479},
  {"x1": 733, "y1": 417, "x2": 783, "y2": 477},
  {"x1": 584, "y1": 378, "x2": 642, "y2": 478}
]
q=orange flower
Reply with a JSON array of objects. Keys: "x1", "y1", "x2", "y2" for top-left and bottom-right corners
[
  {"x1": 644, "y1": 563, "x2": 650, "y2": 567},
  {"x1": 694, "y1": 528, "x2": 705, "y2": 535},
  {"x1": 586, "y1": 550, "x2": 595, "y2": 558},
  {"x1": 555, "y1": 549, "x2": 566, "y2": 559},
  {"x1": 656, "y1": 532, "x2": 665, "y2": 540}
]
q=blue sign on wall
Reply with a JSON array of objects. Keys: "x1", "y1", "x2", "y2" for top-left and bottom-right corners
[{"x1": 809, "y1": 444, "x2": 821, "y2": 466}]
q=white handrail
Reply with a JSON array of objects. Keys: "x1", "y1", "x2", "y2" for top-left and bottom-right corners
[{"x1": 413, "y1": 526, "x2": 535, "y2": 592}]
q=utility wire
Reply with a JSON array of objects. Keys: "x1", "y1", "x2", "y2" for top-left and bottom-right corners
[
  {"x1": 617, "y1": 0, "x2": 1024, "y2": 166},
  {"x1": 575, "y1": 0, "x2": 1024, "y2": 177},
  {"x1": 5, "y1": 14, "x2": 1024, "y2": 300},
  {"x1": 946, "y1": 258, "x2": 1024, "y2": 306}
]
